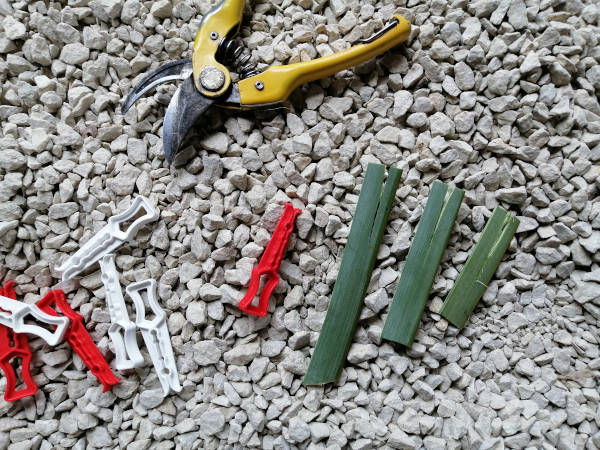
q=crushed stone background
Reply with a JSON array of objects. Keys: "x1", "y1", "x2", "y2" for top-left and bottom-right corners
[{"x1": 0, "y1": 0, "x2": 599, "y2": 449}]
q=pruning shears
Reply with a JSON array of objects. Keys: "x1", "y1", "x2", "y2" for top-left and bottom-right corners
[{"x1": 122, "y1": 0, "x2": 411, "y2": 163}]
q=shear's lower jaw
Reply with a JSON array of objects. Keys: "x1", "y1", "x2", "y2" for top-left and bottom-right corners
[
  {"x1": 162, "y1": 75, "x2": 215, "y2": 164},
  {"x1": 121, "y1": 59, "x2": 216, "y2": 164}
]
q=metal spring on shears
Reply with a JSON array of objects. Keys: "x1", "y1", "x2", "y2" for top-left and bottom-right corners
[{"x1": 217, "y1": 38, "x2": 260, "y2": 80}]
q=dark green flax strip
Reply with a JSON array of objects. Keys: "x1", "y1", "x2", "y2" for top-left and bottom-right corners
[
  {"x1": 440, "y1": 207, "x2": 519, "y2": 329},
  {"x1": 381, "y1": 180, "x2": 464, "y2": 347},
  {"x1": 303, "y1": 164, "x2": 402, "y2": 385}
]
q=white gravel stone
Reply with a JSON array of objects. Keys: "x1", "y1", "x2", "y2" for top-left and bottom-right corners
[
  {"x1": 185, "y1": 301, "x2": 207, "y2": 326},
  {"x1": 0, "y1": 150, "x2": 26, "y2": 170},
  {"x1": 223, "y1": 343, "x2": 260, "y2": 365},
  {"x1": 150, "y1": 0, "x2": 172, "y2": 18},
  {"x1": 59, "y1": 43, "x2": 90, "y2": 65},
  {"x1": 200, "y1": 410, "x2": 225, "y2": 436},
  {"x1": 3, "y1": 16, "x2": 27, "y2": 40},
  {"x1": 287, "y1": 417, "x2": 310, "y2": 443},
  {"x1": 0, "y1": 2, "x2": 597, "y2": 448},
  {"x1": 138, "y1": 390, "x2": 164, "y2": 409},
  {"x1": 347, "y1": 343, "x2": 378, "y2": 363}
]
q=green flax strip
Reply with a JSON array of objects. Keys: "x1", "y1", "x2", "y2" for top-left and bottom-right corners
[
  {"x1": 440, "y1": 207, "x2": 519, "y2": 329},
  {"x1": 381, "y1": 180, "x2": 464, "y2": 347},
  {"x1": 303, "y1": 164, "x2": 402, "y2": 385}
]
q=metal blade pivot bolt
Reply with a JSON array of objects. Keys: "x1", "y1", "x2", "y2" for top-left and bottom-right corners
[
  {"x1": 200, "y1": 65, "x2": 226, "y2": 91},
  {"x1": 254, "y1": 81, "x2": 264, "y2": 90}
]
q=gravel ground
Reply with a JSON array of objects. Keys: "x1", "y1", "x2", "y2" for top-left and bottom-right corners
[{"x1": 0, "y1": 0, "x2": 599, "y2": 449}]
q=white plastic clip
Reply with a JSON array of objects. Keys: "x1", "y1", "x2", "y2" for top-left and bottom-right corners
[
  {"x1": 0, "y1": 296, "x2": 69, "y2": 346},
  {"x1": 99, "y1": 254, "x2": 144, "y2": 371},
  {"x1": 58, "y1": 196, "x2": 159, "y2": 281},
  {"x1": 126, "y1": 279, "x2": 181, "y2": 396}
]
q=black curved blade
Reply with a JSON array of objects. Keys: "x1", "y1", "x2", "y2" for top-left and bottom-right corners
[
  {"x1": 121, "y1": 58, "x2": 192, "y2": 114},
  {"x1": 163, "y1": 75, "x2": 214, "y2": 164}
]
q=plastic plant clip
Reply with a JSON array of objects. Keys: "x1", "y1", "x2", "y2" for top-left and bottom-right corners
[
  {"x1": 0, "y1": 281, "x2": 38, "y2": 402},
  {"x1": 238, "y1": 203, "x2": 301, "y2": 317},
  {"x1": 99, "y1": 254, "x2": 144, "y2": 371},
  {"x1": 126, "y1": 279, "x2": 181, "y2": 396},
  {"x1": 37, "y1": 289, "x2": 121, "y2": 392},
  {"x1": 57, "y1": 196, "x2": 159, "y2": 281},
  {"x1": 0, "y1": 291, "x2": 69, "y2": 346}
]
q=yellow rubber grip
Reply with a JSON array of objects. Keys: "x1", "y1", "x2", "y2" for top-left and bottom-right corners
[
  {"x1": 238, "y1": 14, "x2": 411, "y2": 107},
  {"x1": 192, "y1": 0, "x2": 245, "y2": 97}
]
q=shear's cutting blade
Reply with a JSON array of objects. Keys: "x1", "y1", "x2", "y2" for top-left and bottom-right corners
[
  {"x1": 121, "y1": 58, "x2": 193, "y2": 114},
  {"x1": 163, "y1": 75, "x2": 214, "y2": 163}
]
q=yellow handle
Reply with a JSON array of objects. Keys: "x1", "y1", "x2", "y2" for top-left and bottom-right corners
[
  {"x1": 192, "y1": 0, "x2": 245, "y2": 97},
  {"x1": 238, "y1": 14, "x2": 411, "y2": 107}
]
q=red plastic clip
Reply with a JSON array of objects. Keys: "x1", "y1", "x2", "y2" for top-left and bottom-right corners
[
  {"x1": 0, "y1": 281, "x2": 38, "y2": 402},
  {"x1": 37, "y1": 290, "x2": 120, "y2": 392},
  {"x1": 238, "y1": 203, "x2": 301, "y2": 317}
]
